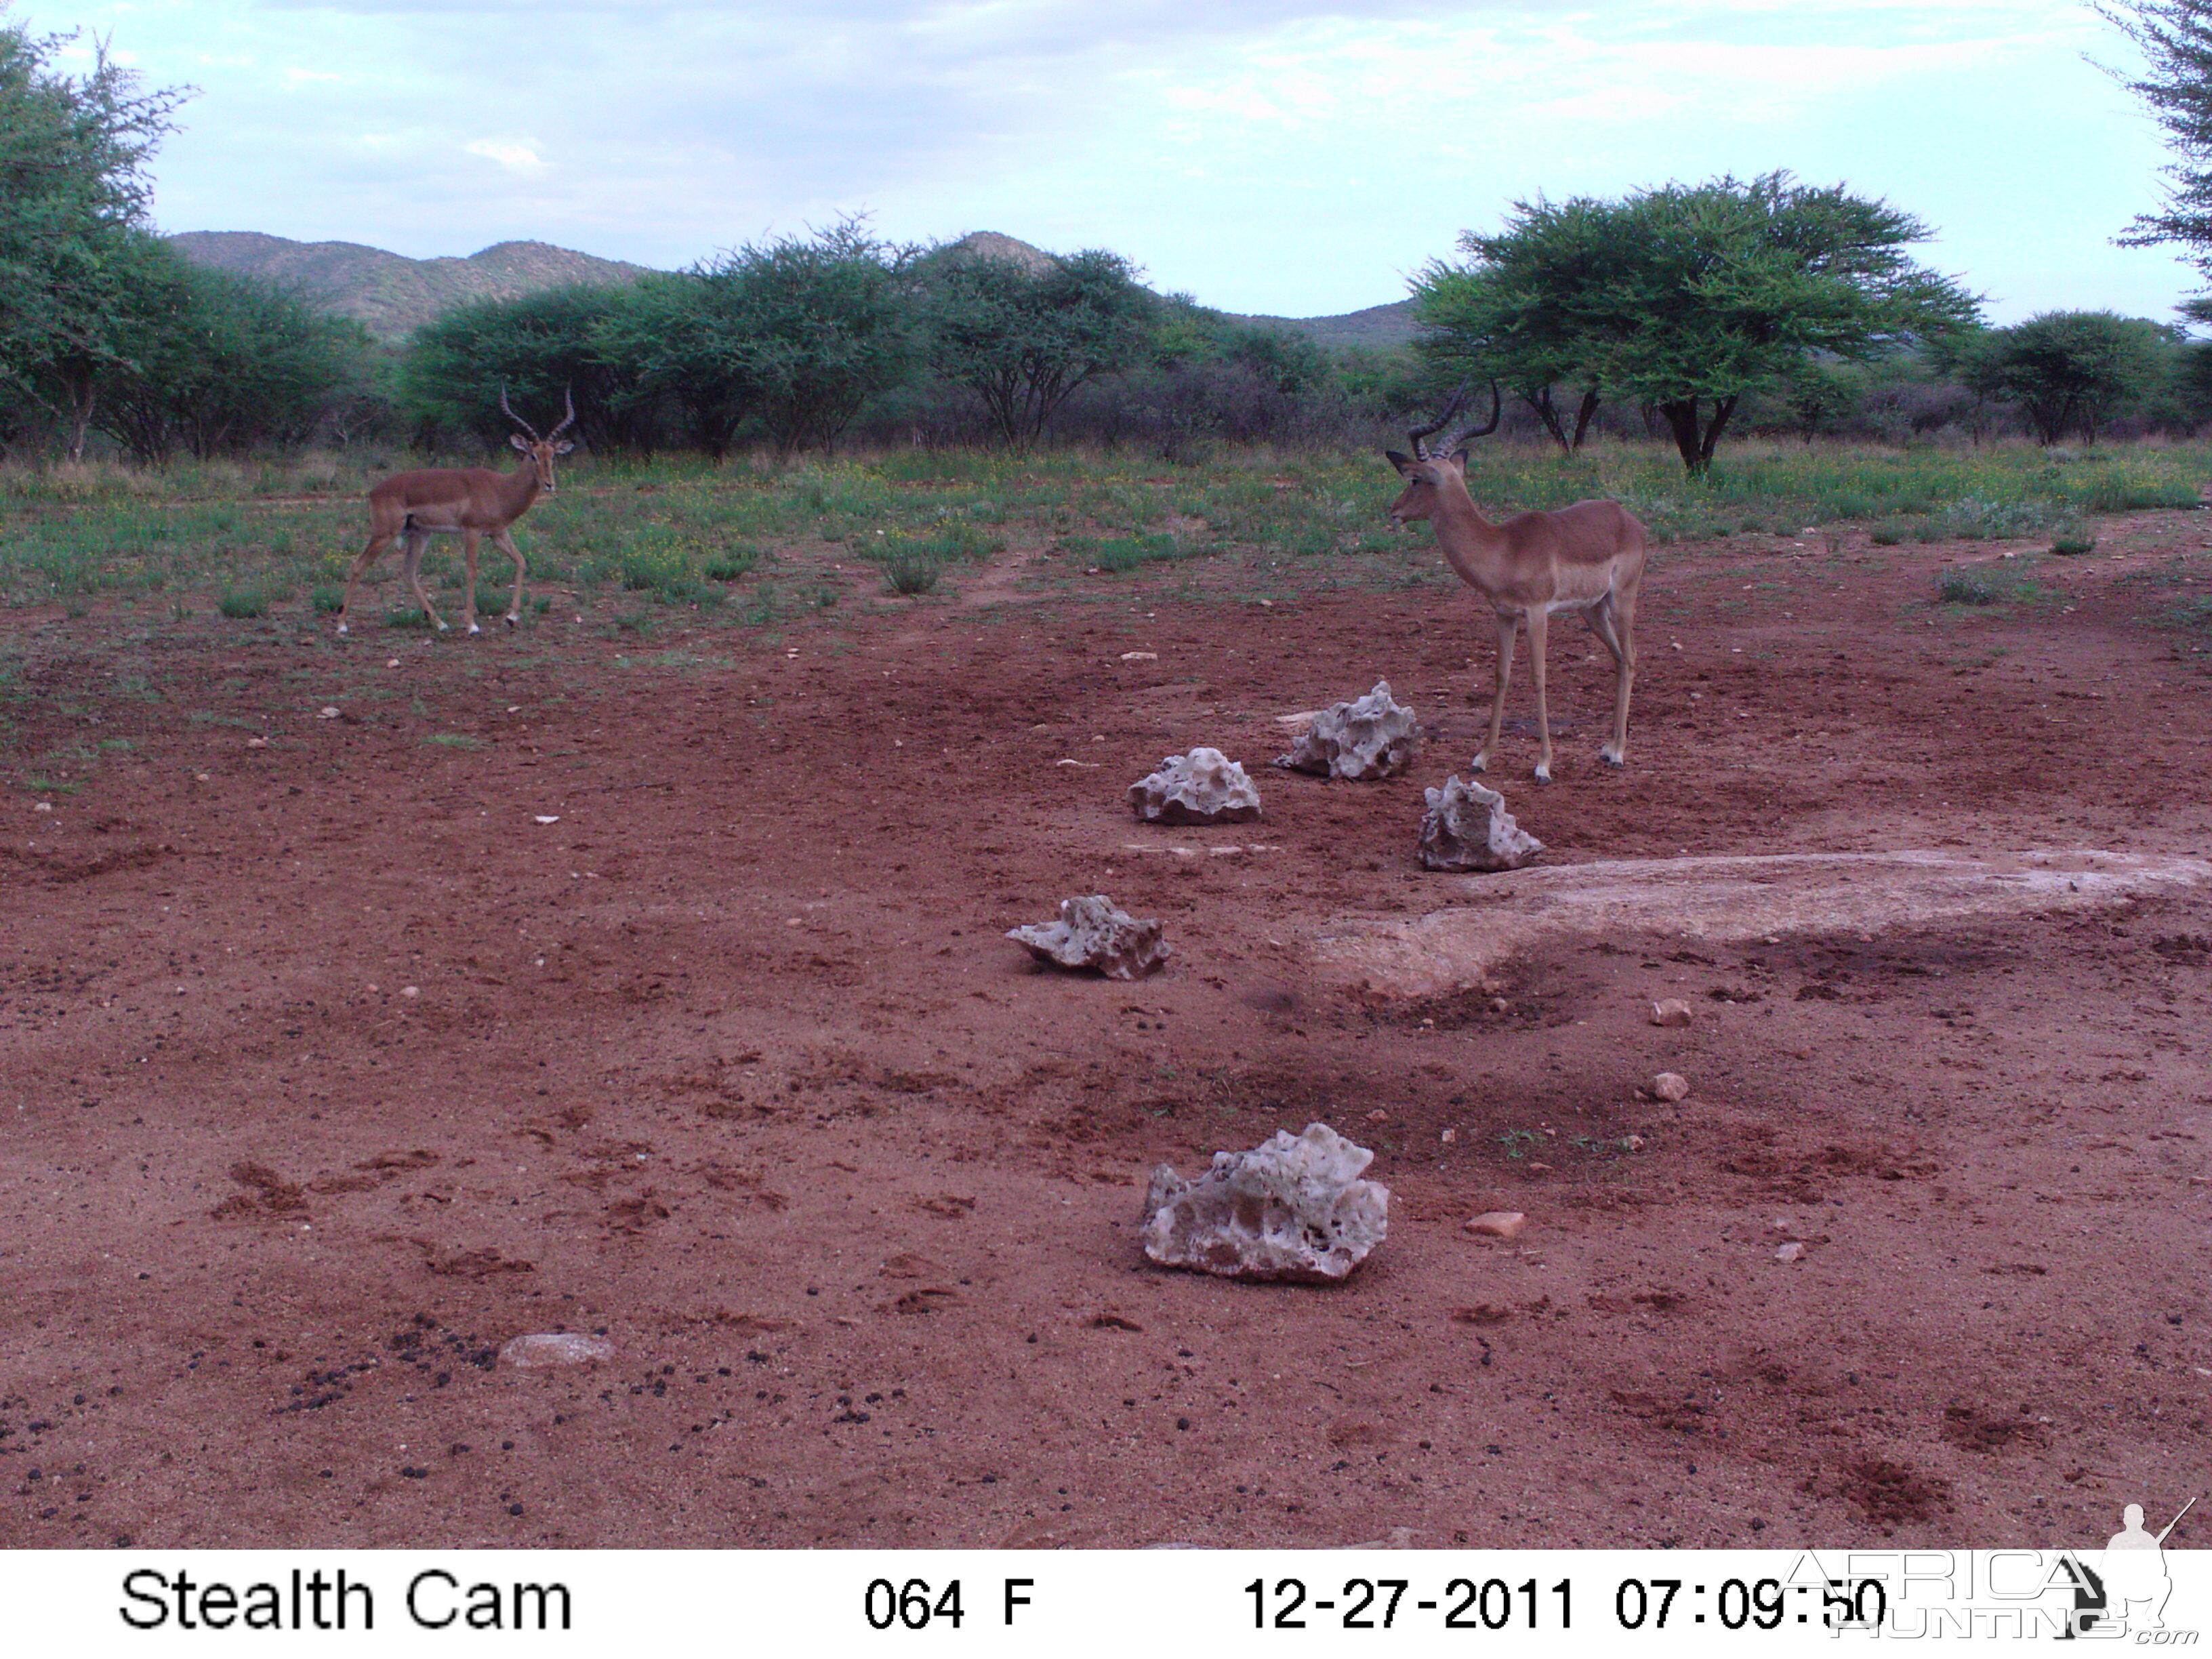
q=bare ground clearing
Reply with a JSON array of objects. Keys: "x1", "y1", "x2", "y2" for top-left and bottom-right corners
[{"x1": 1, "y1": 510, "x2": 2209, "y2": 1550}]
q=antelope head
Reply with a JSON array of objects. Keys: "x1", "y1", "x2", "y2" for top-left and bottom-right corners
[
  {"x1": 1385, "y1": 382, "x2": 1500, "y2": 525},
  {"x1": 502, "y1": 384, "x2": 578, "y2": 493}
]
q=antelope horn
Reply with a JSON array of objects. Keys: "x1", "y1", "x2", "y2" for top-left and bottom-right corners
[
  {"x1": 1408, "y1": 386, "x2": 1470, "y2": 462},
  {"x1": 1441, "y1": 380, "x2": 1504, "y2": 453},
  {"x1": 499, "y1": 382, "x2": 541, "y2": 444},
  {"x1": 549, "y1": 384, "x2": 577, "y2": 441}
]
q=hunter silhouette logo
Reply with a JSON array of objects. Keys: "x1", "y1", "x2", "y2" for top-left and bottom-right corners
[{"x1": 2060, "y1": 1496, "x2": 2197, "y2": 1639}]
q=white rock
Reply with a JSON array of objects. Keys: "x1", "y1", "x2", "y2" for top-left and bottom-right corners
[
  {"x1": 1650, "y1": 999, "x2": 1694, "y2": 1027},
  {"x1": 1274, "y1": 680, "x2": 1422, "y2": 780},
  {"x1": 1008, "y1": 895, "x2": 1169, "y2": 980},
  {"x1": 1652, "y1": 1071, "x2": 1691, "y2": 1101},
  {"x1": 499, "y1": 1332, "x2": 615, "y2": 1368},
  {"x1": 1464, "y1": 1210, "x2": 1526, "y2": 1240},
  {"x1": 1775, "y1": 1242, "x2": 1806, "y2": 1264},
  {"x1": 1141, "y1": 1123, "x2": 1389, "y2": 1282},
  {"x1": 1418, "y1": 776, "x2": 1543, "y2": 872},
  {"x1": 1128, "y1": 747, "x2": 1262, "y2": 825}
]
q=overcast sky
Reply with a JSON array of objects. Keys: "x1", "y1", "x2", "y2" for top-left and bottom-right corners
[{"x1": 28, "y1": 0, "x2": 2207, "y2": 325}]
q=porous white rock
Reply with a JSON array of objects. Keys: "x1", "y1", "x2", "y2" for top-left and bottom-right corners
[
  {"x1": 1008, "y1": 895, "x2": 1169, "y2": 980},
  {"x1": 498, "y1": 1332, "x2": 615, "y2": 1368},
  {"x1": 1140, "y1": 1122, "x2": 1389, "y2": 1282},
  {"x1": 1652, "y1": 1071, "x2": 1691, "y2": 1102},
  {"x1": 1128, "y1": 747, "x2": 1262, "y2": 825},
  {"x1": 1274, "y1": 680, "x2": 1421, "y2": 780},
  {"x1": 1418, "y1": 776, "x2": 1543, "y2": 872},
  {"x1": 1650, "y1": 999, "x2": 1694, "y2": 1027}
]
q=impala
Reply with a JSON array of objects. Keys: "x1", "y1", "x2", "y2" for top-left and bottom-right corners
[
  {"x1": 335, "y1": 388, "x2": 576, "y2": 636},
  {"x1": 1387, "y1": 385, "x2": 1649, "y2": 783}
]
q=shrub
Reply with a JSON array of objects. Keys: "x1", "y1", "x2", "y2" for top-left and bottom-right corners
[
  {"x1": 218, "y1": 589, "x2": 268, "y2": 618},
  {"x1": 880, "y1": 552, "x2": 944, "y2": 594}
]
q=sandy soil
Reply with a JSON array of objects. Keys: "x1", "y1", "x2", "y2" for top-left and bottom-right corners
[{"x1": 2, "y1": 504, "x2": 2208, "y2": 1551}]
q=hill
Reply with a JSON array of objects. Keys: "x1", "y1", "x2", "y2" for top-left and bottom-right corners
[
  {"x1": 1236, "y1": 300, "x2": 1416, "y2": 352},
  {"x1": 165, "y1": 228, "x2": 1416, "y2": 352},
  {"x1": 164, "y1": 232, "x2": 651, "y2": 341}
]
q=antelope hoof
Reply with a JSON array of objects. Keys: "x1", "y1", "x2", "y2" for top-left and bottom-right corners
[
  {"x1": 434, "y1": 619, "x2": 450, "y2": 633},
  {"x1": 1534, "y1": 763, "x2": 1553, "y2": 785},
  {"x1": 504, "y1": 613, "x2": 519, "y2": 630},
  {"x1": 334, "y1": 621, "x2": 348, "y2": 636},
  {"x1": 1601, "y1": 745, "x2": 1627, "y2": 769},
  {"x1": 1469, "y1": 752, "x2": 1490, "y2": 775},
  {"x1": 466, "y1": 621, "x2": 481, "y2": 637}
]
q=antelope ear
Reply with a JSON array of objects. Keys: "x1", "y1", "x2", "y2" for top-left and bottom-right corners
[
  {"x1": 1450, "y1": 448, "x2": 1471, "y2": 467},
  {"x1": 509, "y1": 432, "x2": 529, "y2": 451},
  {"x1": 1385, "y1": 449, "x2": 1414, "y2": 474},
  {"x1": 553, "y1": 441, "x2": 574, "y2": 455}
]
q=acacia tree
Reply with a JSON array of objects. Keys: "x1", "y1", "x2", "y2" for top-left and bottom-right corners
[
  {"x1": 647, "y1": 220, "x2": 916, "y2": 459},
  {"x1": 0, "y1": 22, "x2": 189, "y2": 455},
  {"x1": 922, "y1": 246, "x2": 1158, "y2": 447},
  {"x1": 1411, "y1": 197, "x2": 1612, "y2": 452},
  {"x1": 2101, "y1": 0, "x2": 2212, "y2": 300},
  {"x1": 1946, "y1": 312, "x2": 2178, "y2": 444},
  {"x1": 1417, "y1": 174, "x2": 1980, "y2": 474}
]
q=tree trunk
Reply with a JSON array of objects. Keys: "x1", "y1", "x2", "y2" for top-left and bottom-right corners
[
  {"x1": 1660, "y1": 395, "x2": 1740, "y2": 475},
  {"x1": 1570, "y1": 386, "x2": 1601, "y2": 451}
]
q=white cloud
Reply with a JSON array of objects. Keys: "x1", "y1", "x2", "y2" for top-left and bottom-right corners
[
  {"x1": 464, "y1": 139, "x2": 544, "y2": 171},
  {"x1": 45, "y1": 0, "x2": 2196, "y2": 322}
]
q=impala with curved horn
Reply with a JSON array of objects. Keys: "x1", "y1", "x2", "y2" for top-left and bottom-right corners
[
  {"x1": 1386, "y1": 384, "x2": 1648, "y2": 782},
  {"x1": 336, "y1": 386, "x2": 577, "y2": 636}
]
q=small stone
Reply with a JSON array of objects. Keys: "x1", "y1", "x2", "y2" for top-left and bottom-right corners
[
  {"x1": 32, "y1": 801, "x2": 52, "y2": 813},
  {"x1": 1008, "y1": 895, "x2": 1168, "y2": 981},
  {"x1": 1650, "y1": 999, "x2": 1694, "y2": 1027},
  {"x1": 1417, "y1": 775, "x2": 1542, "y2": 872},
  {"x1": 246, "y1": 737, "x2": 268, "y2": 749},
  {"x1": 1141, "y1": 1123, "x2": 1389, "y2": 1282},
  {"x1": 1274, "y1": 680, "x2": 1421, "y2": 779},
  {"x1": 498, "y1": 1333, "x2": 615, "y2": 1368},
  {"x1": 1465, "y1": 1211, "x2": 1526, "y2": 1240},
  {"x1": 1440, "y1": 1128, "x2": 1458, "y2": 1145},
  {"x1": 401, "y1": 986, "x2": 419, "y2": 999},
  {"x1": 1128, "y1": 747, "x2": 1262, "y2": 825},
  {"x1": 1624, "y1": 1134, "x2": 1647, "y2": 1151},
  {"x1": 1775, "y1": 1242, "x2": 1806, "y2": 1264},
  {"x1": 1119, "y1": 651, "x2": 1158, "y2": 662},
  {"x1": 319, "y1": 706, "x2": 341, "y2": 719},
  {"x1": 1366, "y1": 1110, "x2": 1389, "y2": 1123},
  {"x1": 1652, "y1": 1071, "x2": 1691, "y2": 1101}
]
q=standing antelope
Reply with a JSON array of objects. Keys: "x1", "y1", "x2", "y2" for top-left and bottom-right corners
[
  {"x1": 1386, "y1": 385, "x2": 1648, "y2": 783},
  {"x1": 336, "y1": 388, "x2": 576, "y2": 636}
]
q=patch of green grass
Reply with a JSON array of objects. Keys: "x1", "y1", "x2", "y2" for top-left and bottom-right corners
[
  {"x1": 218, "y1": 589, "x2": 269, "y2": 619},
  {"x1": 2050, "y1": 519, "x2": 2098, "y2": 556},
  {"x1": 880, "y1": 552, "x2": 944, "y2": 595},
  {"x1": 1936, "y1": 561, "x2": 2050, "y2": 607},
  {"x1": 425, "y1": 733, "x2": 485, "y2": 750}
]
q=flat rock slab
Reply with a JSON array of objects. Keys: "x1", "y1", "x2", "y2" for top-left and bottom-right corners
[{"x1": 1313, "y1": 848, "x2": 2212, "y2": 998}]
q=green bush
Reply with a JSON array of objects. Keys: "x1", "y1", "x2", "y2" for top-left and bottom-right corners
[
  {"x1": 880, "y1": 552, "x2": 944, "y2": 594},
  {"x1": 1938, "y1": 568, "x2": 2001, "y2": 605},
  {"x1": 218, "y1": 589, "x2": 268, "y2": 618}
]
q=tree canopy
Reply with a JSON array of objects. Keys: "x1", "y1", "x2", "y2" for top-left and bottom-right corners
[
  {"x1": 921, "y1": 247, "x2": 1159, "y2": 448},
  {"x1": 0, "y1": 21, "x2": 189, "y2": 453},
  {"x1": 1413, "y1": 173, "x2": 1981, "y2": 473},
  {"x1": 1942, "y1": 311, "x2": 2179, "y2": 445},
  {"x1": 2101, "y1": 0, "x2": 2212, "y2": 289}
]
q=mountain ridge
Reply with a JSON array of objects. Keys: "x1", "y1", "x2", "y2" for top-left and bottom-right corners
[{"x1": 164, "y1": 229, "x2": 1416, "y2": 350}]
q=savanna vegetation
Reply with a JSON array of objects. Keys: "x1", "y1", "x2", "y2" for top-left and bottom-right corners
[{"x1": 5, "y1": 7, "x2": 2212, "y2": 632}]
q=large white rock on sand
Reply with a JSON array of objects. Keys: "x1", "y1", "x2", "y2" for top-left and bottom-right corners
[
  {"x1": 1129, "y1": 747, "x2": 1262, "y2": 824},
  {"x1": 1141, "y1": 1123, "x2": 1389, "y2": 1282},
  {"x1": 1275, "y1": 680, "x2": 1421, "y2": 780},
  {"x1": 1418, "y1": 775, "x2": 1543, "y2": 872},
  {"x1": 1008, "y1": 895, "x2": 1169, "y2": 980}
]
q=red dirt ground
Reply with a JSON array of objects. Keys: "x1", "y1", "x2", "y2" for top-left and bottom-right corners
[{"x1": 2, "y1": 506, "x2": 2208, "y2": 1551}]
